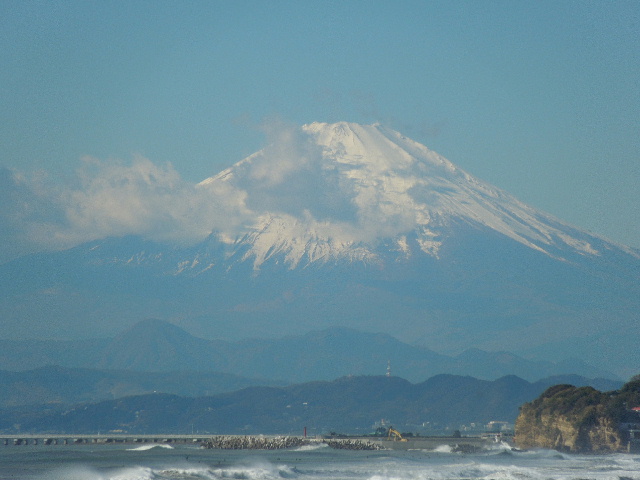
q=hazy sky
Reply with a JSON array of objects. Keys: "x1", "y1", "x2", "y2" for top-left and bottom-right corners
[{"x1": 1, "y1": 0, "x2": 638, "y2": 262}]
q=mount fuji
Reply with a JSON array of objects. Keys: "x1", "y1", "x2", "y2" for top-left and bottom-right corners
[
  {"x1": 1, "y1": 122, "x2": 638, "y2": 376},
  {"x1": 200, "y1": 122, "x2": 618, "y2": 267}
]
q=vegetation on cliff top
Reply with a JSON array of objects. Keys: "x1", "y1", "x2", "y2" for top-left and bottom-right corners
[{"x1": 515, "y1": 376, "x2": 640, "y2": 452}]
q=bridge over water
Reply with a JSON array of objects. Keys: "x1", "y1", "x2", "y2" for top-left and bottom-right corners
[{"x1": 1, "y1": 434, "x2": 209, "y2": 446}]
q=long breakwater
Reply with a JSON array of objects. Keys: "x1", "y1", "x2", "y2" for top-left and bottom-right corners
[{"x1": 1, "y1": 434, "x2": 493, "y2": 451}]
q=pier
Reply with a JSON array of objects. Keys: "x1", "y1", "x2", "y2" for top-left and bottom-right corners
[{"x1": 1, "y1": 434, "x2": 210, "y2": 446}]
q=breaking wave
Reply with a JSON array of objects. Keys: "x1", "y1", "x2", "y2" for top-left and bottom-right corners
[
  {"x1": 432, "y1": 444, "x2": 453, "y2": 453},
  {"x1": 292, "y1": 443, "x2": 329, "y2": 452},
  {"x1": 23, "y1": 443, "x2": 640, "y2": 480},
  {"x1": 41, "y1": 463, "x2": 298, "y2": 480},
  {"x1": 126, "y1": 444, "x2": 175, "y2": 451}
]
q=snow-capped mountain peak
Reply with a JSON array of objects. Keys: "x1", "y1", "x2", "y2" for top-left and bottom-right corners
[{"x1": 196, "y1": 122, "x2": 617, "y2": 270}]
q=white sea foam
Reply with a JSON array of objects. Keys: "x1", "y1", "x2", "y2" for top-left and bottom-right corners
[
  {"x1": 22, "y1": 444, "x2": 640, "y2": 480},
  {"x1": 126, "y1": 444, "x2": 175, "y2": 451},
  {"x1": 207, "y1": 460, "x2": 298, "y2": 480},
  {"x1": 493, "y1": 441, "x2": 514, "y2": 451},
  {"x1": 432, "y1": 444, "x2": 453, "y2": 453},
  {"x1": 107, "y1": 466, "x2": 155, "y2": 480},
  {"x1": 155, "y1": 466, "x2": 218, "y2": 479},
  {"x1": 293, "y1": 442, "x2": 329, "y2": 451},
  {"x1": 42, "y1": 465, "x2": 155, "y2": 480},
  {"x1": 358, "y1": 452, "x2": 640, "y2": 480}
]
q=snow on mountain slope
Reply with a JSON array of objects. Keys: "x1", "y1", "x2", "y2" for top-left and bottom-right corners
[{"x1": 197, "y1": 122, "x2": 624, "y2": 270}]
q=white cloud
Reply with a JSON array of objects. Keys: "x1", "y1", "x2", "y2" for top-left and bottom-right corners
[
  {"x1": 248, "y1": 120, "x2": 321, "y2": 186},
  {"x1": 0, "y1": 167, "x2": 68, "y2": 263},
  {"x1": 60, "y1": 156, "x2": 258, "y2": 247},
  {"x1": 0, "y1": 157, "x2": 255, "y2": 262},
  {"x1": 0, "y1": 122, "x2": 423, "y2": 264}
]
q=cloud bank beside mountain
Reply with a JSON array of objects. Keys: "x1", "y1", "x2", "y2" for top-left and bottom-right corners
[
  {"x1": 62, "y1": 157, "x2": 220, "y2": 244},
  {"x1": 0, "y1": 122, "x2": 449, "y2": 264},
  {"x1": 0, "y1": 157, "x2": 243, "y2": 263}
]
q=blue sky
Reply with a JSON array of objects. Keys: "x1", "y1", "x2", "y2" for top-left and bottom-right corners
[{"x1": 1, "y1": 0, "x2": 638, "y2": 260}]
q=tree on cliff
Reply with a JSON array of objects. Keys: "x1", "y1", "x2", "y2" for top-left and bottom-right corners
[{"x1": 514, "y1": 376, "x2": 640, "y2": 453}]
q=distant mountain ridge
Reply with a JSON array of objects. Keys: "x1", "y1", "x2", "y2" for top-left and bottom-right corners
[
  {"x1": 0, "y1": 372, "x2": 623, "y2": 435},
  {"x1": 0, "y1": 320, "x2": 618, "y2": 383},
  {"x1": 0, "y1": 364, "x2": 284, "y2": 409}
]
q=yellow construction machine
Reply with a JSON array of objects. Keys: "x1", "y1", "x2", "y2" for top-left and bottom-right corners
[{"x1": 387, "y1": 427, "x2": 408, "y2": 441}]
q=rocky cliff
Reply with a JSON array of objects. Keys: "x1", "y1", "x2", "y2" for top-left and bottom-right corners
[{"x1": 515, "y1": 378, "x2": 640, "y2": 452}]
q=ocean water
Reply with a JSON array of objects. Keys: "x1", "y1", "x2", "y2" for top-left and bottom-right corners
[{"x1": 1, "y1": 442, "x2": 639, "y2": 480}]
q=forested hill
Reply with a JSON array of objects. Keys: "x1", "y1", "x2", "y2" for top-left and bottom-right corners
[
  {"x1": 515, "y1": 376, "x2": 640, "y2": 452},
  {"x1": 0, "y1": 373, "x2": 623, "y2": 435}
]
